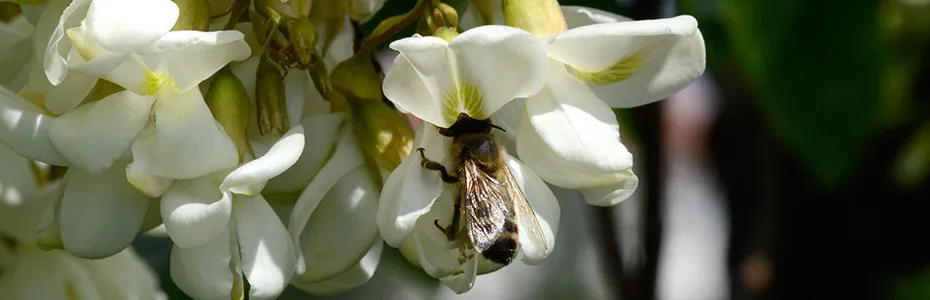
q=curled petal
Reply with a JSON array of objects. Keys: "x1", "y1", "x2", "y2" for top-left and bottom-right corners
[
  {"x1": 170, "y1": 227, "x2": 242, "y2": 300},
  {"x1": 0, "y1": 86, "x2": 69, "y2": 165},
  {"x1": 561, "y1": 5, "x2": 631, "y2": 28},
  {"x1": 221, "y1": 125, "x2": 305, "y2": 196},
  {"x1": 49, "y1": 90, "x2": 154, "y2": 173},
  {"x1": 385, "y1": 26, "x2": 548, "y2": 127},
  {"x1": 377, "y1": 124, "x2": 451, "y2": 247},
  {"x1": 59, "y1": 162, "x2": 151, "y2": 258},
  {"x1": 150, "y1": 89, "x2": 239, "y2": 179},
  {"x1": 544, "y1": 15, "x2": 705, "y2": 108},
  {"x1": 160, "y1": 174, "x2": 231, "y2": 248},
  {"x1": 523, "y1": 63, "x2": 633, "y2": 173},
  {"x1": 264, "y1": 113, "x2": 344, "y2": 193},
  {"x1": 234, "y1": 195, "x2": 298, "y2": 300},
  {"x1": 580, "y1": 173, "x2": 639, "y2": 206},
  {"x1": 44, "y1": 0, "x2": 90, "y2": 85}
]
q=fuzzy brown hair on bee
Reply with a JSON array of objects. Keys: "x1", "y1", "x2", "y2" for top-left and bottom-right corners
[{"x1": 417, "y1": 113, "x2": 547, "y2": 266}]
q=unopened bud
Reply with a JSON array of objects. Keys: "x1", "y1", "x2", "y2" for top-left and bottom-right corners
[
  {"x1": 330, "y1": 49, "x2": 381, "y2": 102},
  {"x1": 288, "y1": 16, "x2": 318, "y2": 67},
  {"x1": 206, "y1": 68, "x2": 253, "y2": 161},
  {"x1": 436, "y1": 2, "x2": 459, "y2": 29},
  {"x1": 350, "y1": 99, "x2": 413, "y2": 171},
  {"x1": 0, "y1": 3, "x2": 21, "y2": 23},
  {"x1": 255, "y1": 56, "x2": 290, "y2": 137},
  {"x1": 172, "y1": 0, "x2": 211, "y2": 31},
  {"x1": 502, "y1": 0, "x2": 566, "y2": 37}
]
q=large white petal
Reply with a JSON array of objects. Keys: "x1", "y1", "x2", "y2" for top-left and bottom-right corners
[
  {"x1": 264, "y1": 113, "x2": 344, "y2": 193},
  {"x1": 161, "y1": 173, "x2": 231, "y2": 248},
  {"x1": 524, "y1": 62, "x2": 633, "y2": 173},
  {"x1": 0, "y1": 248, "x2": 102, "y2": 300},
  {"x1": 44, "y1": 0, "x2": 91, "y2": 86},
  {"x1": 36, "y1": 70, "x2": 98, "y2": 116},
  {"x1": 544, "y1": 15, "x2": 706, "y2": 108},
  {"x1": 504, "y1": 155, "x2": 560, "y2": 264},
  {"x1": 234, "y1": 195, "x2": 298, "y2": 300},
  {"x1": 517, "y1": 116, "x2": 637, "y2": 189},
  {"x1": 297, "y1": 166, "x2": 379, "y2": 283},
  {"x1": 221, "y1": 125, "x2": 305, "y2": 196},
  {"x1": 288, "y1": 122, "x2": 365, "y2": 253},
  {"x1": 0, "y1": 86, "x2": 69, "y2": 165},
  {"x1": 150, "y1": 89, "x2": 239, "y2": 179},
  {"x1": 78, "y1": 248, "x2": 165, "y2": 300},
  {"x1": 384, "y1": 35, "x2": 454, "y2": 127},
  {"x1": 290, "y1": 240, "x2": 383, "y2": 295},
  {"x1": 126, "y1": 123, "x2": 174, "y2": 197},
  {"x1": 377, "y1": 124, "x2": 451, "y2": 247},
  {"x1": 84, "y1": 0, "x2": 179, "y2": 53},
  {"x1": 59, "y1": 161, "x2": 152, "y2": 258},
  {"x1": 580, "y1": 174, "x2": 639, "y2": 206},
  {"x1": 49, "y1": 90, "x2": 154, "y2": 173},
  {"x1": 170, "y1": 227, "x2": 242, "y2": 300},
  {"x1": 399, "y1": 184, "x2": 466, "y2": 279}
]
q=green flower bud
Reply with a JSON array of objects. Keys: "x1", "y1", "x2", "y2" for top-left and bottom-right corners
[
  {"x1": 205, "y1": 67, "x2": 253, "y2": 161},
  {"x1": 171, "y1": 0, "x2": 211, "y2": 31},
  {"x1": 256, "y1": 0, "x2": 311, "y2": 20},
  {"x1": 502, "y1": 0, "x2": 566, "y2": 38},
  {"x1": 287, "y1": 16, "x2": 318, "y2": 67},
  {"x1": 255, "y1": 55, "x2": 290, "y2": 137},
  {"x1": 436, "y1": 2, "x2": 459, "y2": 29},
  {"x1": 0, "y1": 3, "x2": 22, "y2": 23},
  {"x1": 330, "y1": 49, "x2": 381, "y2": 102},
  {"x1": 350, "y1": 98, "x2": 413, "y2": 172}
]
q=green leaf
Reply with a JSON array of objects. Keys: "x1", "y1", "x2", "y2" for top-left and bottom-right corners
[{"x1": 720, "y1": 0, "x2": 886, "y2": 188}]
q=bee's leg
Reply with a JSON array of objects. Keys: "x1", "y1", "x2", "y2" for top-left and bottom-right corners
[
  {"x1": 417, "y1": 147, "x2": 459, "y2": 183},
  {"x1": 434, "y1": 196, "x2": 462, "y2": 241}
]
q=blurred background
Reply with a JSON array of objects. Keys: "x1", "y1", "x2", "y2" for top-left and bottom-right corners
[{"x1": 134, "y1": 0, "x2": 930, "y2": 299}]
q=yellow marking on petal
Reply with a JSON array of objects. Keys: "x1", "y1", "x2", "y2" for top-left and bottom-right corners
[
  {"x1": 66, "y1": 27, "x2": 102, "y2": 61},
  {"x1": 65, "y1": 281, "x2": 79, "y2": 300},
  {"x1": 443, "y1": 83, "x2": 485, "y2": 124},
  {"x1": 568, "y1": 51, "x2": 646, "y2": 85},
  {"x1": 141, "y1": 71, "x2": 177, "y2": 95}
]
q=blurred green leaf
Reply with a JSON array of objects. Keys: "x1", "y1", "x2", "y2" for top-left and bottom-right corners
[
  {"x1": 720, "y1": 0, "x2": 886, "y2": 188},
  {"x1": 894, "y1": 122, "x2": 930, "y2": 189}
]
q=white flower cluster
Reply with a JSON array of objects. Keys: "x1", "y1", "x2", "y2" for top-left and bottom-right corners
[{"x1": 0, "y1": 0, "x2": 704, "y2": 298}]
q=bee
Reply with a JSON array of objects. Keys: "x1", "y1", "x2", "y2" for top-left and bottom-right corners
[{"x1": 417, "y1": 113, "x2": 548, "y2": 265}]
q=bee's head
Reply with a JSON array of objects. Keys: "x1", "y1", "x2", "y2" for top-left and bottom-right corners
[{"x1": 439, "y1": 113, "x2": 504, "y2": 137}]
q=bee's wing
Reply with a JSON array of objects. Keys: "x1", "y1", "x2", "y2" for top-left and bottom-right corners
[
  {"x1": 501, "y1": 164, "x2": 549, "y2": 256},
  {"x1": 462, "y1": 159, "x2": 511, "y2": 252}
]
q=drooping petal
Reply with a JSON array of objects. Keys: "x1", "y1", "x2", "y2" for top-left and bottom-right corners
[
  {"x1": 296, "y1": 166, "x2": 379, "y2": 283},
  {"x1": 78, "y1": 248, "x2": 166, "y2": 300},
  {"x1": 580, "y1": 172, "x2": 639, "y2": 206},
  {"x1": 264, "y1": 113, "x2": 344, "y2": 193},
  {"x1": 84, "y1": 0, "x2": 179, "y2": 53},
  {"x1": 160, "y1": 173, "x2": 231, "y2": 248},
  {"x1": 170, "y1": 227, "x2": 242, "y2": 300},
  {"x1": 385, "y1": 26, "x2": 548, "y2": 127},
  {"x1": 544, "y1": 15, "x2": 705, "y2": 108},
  {"x1": 399, "y1": 185, "x2": 467, "y2": 279},
  {"x1": 49, "y1": 90, "x2": 154, "y2": 173},
  {"x1": 126, "y1": 123, "x2": 174, "y2": 197},
  {"x1": 234, "y1": 195, "x2": 298, "y2": 300},
  {"x1": 0, "y1": 86, "x2": 69, "y2": 165},
  {"x1": 44, "y1": 0, "x2": 91, "y2": 85},
  {"x1": 288, "y1": 122, "x2": 365, "y2": 253},
  {"x1": 221, "y1": 125, "x2": 304, "y2": 196},
  {"x1": 291, "y1": 241, "x2": 383, "y2": 295},
  {"x1": 59, "y1": 161, "x2": 152, "y2": 258},
  {"x1": 504, "y1": 155, "x2": 560, "y2": 264},
  {"x1": 150, "y1": 89, "x2": 239, "y2": 179},
  {"x1": 523, "y1": 62, "x2": 633, "y2": 173},
  {"x1": 517, "y1": 116, "x2": 636, "y2": 189},
  {"x1": 108, "y1": 30, "x2": 250, "y2": 94},
  {"x1": 377, "y1": 124, "x2": 451, "y2": 246}
]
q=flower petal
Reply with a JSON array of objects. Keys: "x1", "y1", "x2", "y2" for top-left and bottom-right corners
[
  {"x1": 517, "y1": 116, "x2": 636, "y2": 189},
  {"x1": 0, "y1": 86, "x2": 69, "y2": 165},
  {"x1": 560, "y1": 5, "x2": 632, "y2": 28},
  {"x1": 296, "y1": 166, "x2": 379, "y2": 283},
  {"x1": 523, "y1": 62, "x2": 633, "y2": 173},
  {"x1": 84, "y1": 0, "x2": 179, "y2": 53},
  {"x1": 439, "y1": 254, "x2": 478, "y2": 294},
  {"x1": 161, "y1": 173, "x2": 231, "y2": 248},
  {"x1": 36, "y1": 70, "x2": 98, "y2": 116},
  {"x1": 44, "y1": 0, "x2": 91, "y2": 85},
  {"x1": 49, "y1": 90, "x2": 154, "y2": 173},
  {"x1": 290, "y1": 240, "x2": 382, "y2": 295},
  {"x1": 0, "y1": 142, "x2": 41, "y2": 208},
  {"x1": 580, "y1": 172, "x2": 639, "y2": 206},
  {"x1": 264, "y1": 113, "x2": 344, "y2": 193},
  {"x1": 59, "y1": 161, "x2": 151, "y2": 258},
  {"x1": 150, "y1": 89, "x2": 239, "y2": 179},
  {"x1": 170, "y1": 226, "x2": 242, "y2": 300},
  {"x1": 126, "y1": 123, "x2": 174, "y2": 197},
  {"x1": 544, "y1": 15, "x2": 706, "y2": 108},
  {"x1": 288, "y1": 122, "x2": 365, "y2": 253},
  {"x1": 0, "y1": 248, "x2": 102, "y2": 300},
  {"x1": 234, "y1": 194, "x2": 298, "y2": 300},
  {"x1": 384, "y1": 35, "x2": 454, "y2": 127},
  {"x1": 221, "y1": 125, "x2": 304, "y2": 196},
  {"x1": 504, "y1": 155, "x2": 560, "y2": 264},
  {"x1": 78, "y1": 248, "x2": 165, "y2": 300},
  {"x1": 377, "y1": 123, "x2": 450, "y2": 247}
]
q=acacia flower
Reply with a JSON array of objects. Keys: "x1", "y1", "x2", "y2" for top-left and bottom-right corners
[{"x1": 379, "y1": 25, "x2": 560, "y2": 293}]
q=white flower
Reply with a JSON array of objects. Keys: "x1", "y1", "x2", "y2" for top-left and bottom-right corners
[
  {"x1": 510, "y1": 6, "x2": 706, "y2": 206},
  {"x1": 379, "y1": 25, "x2": 560, "y2": 293},
  {"x1": 166, "y1": 126, "x2": 303, "y2": 300}
]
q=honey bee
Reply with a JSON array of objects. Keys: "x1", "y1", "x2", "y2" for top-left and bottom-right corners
[{"x1": 417, "y1": 114, "x2": 548, "y2": 265}]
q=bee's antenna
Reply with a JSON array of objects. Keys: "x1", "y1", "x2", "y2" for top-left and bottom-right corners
[{"x1": 489, "y1": 123, "x2": 506, "y2": 132}]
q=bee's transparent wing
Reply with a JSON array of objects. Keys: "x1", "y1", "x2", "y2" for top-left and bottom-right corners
[
  {"x1": 501, "y1": 165, "x2": 549, "y2": 260},
  {"x1": 462, "y1": 159, "x2": 510, "y2": 252}
]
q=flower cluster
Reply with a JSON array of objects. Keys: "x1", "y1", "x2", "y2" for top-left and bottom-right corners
[{"x1": 0, "y1": 0, "x2": 704, "y2": 297}]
